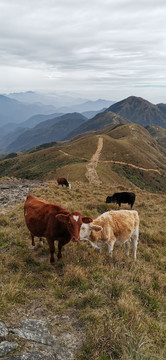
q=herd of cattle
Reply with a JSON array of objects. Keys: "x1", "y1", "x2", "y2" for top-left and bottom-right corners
[{"x1": 24, "y1": 177, "x2": 139, "y2": 264}]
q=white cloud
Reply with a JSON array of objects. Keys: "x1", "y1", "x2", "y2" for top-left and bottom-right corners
[{"x1": 0, "y1": 0, "x2": 166, "y2": 102}]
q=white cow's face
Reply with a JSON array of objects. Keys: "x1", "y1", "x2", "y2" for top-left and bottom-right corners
[
  {"x1": 80, "y1": 222, "x2": 102, "y2": 241},
  {"x1": 79, "y1": 223, "x2": 91, "y2": 241}
]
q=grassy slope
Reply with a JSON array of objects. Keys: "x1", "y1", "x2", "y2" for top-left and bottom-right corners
[
  {"x1": 146, "y1": 125, "x2": 166, "y2": 149},
  {"x1": 0, "y1": 182, "x2": 166, "y2": 360},
  {"x1": 0, "y1": 124, "x2": 166, "y2": 194}
]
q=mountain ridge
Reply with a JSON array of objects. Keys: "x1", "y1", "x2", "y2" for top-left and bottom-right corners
[
  {"x1": 107, "y1": 96, "x2": 166, "y2": 128},
  {"x1": 0, "y1": 123, "x2": 165, "y2": 193}
]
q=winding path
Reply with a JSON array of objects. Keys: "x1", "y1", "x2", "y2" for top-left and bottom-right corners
[
  {"x1": 102, "y1": 160, "x2": 161, "y2": 175},
  {"x1": 59, "y1": 136, "x2": 163, "y2": 183},
  {"x1": 85, "y1": 136, "x2": 103, "y2": 184}
]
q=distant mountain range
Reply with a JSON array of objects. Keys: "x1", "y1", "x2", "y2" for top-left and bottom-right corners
[
  {"x1": 0, "y1": 94, "x2": 56, "y2": 126},
  {"x1": 0, "y1": 94, "x2": 166, "y2": 153},
  {"x1": 0, "y1": 92, "x2": 114, "y2": 127},
  {"x1": 6, "y1": 91, "x2": 88, "y2": 107},
  {"x1": 6, "y1": 113, "x2": 87, "y2": 152}
]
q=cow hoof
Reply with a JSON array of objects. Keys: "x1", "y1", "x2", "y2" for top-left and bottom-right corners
[
  {"x1": 29, "y1": 245, "x2": 36, "y2": 250},
  {"x1": 38, "y1": 241, "x2": 44, "y2": 247}
]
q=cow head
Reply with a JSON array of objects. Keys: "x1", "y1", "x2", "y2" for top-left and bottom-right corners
[
  {"x1": 80, "y1": 222, "x2": 102, "y2": 242},
  {"x1": 106, "y1": 196, "x2": 113, "y2": 204},
  {"x1": 55, "y1": 212, "x2": 81, "y2": 241}
]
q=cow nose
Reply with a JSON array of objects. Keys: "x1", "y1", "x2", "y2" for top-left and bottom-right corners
[{"x1": 73, "y1": 236, "x2": 80, "y2": 242}]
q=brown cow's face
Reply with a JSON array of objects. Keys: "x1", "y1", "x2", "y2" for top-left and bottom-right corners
[
  {"x1": 55, "y1": 213, "x2": 82, "y2": 241},
  {"x1": 68, "y1": 214, "x2": 82, "y2": 241}
]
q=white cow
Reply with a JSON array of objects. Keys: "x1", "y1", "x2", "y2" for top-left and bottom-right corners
[{"x1": 80, "y1": 210, "x2": 139, "y2": 260}]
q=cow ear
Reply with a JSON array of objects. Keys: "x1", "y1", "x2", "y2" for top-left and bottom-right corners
[
  {"x1": 55, "y1": 213, "x2": 69, "y2": 223},
  {"x1": 82, "y1": 216, "x2": 93, "y2": 224},
  {"x1": 91, "y1": 224, "x2": 102, "y2": 232}
]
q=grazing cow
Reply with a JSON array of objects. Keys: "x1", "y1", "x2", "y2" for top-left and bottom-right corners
[
  {"x1": 80, "y1": 210, "x2": 139, "y2": 260},
  {"x1": 24, "y1": 194, "x2": 92, "y2": 264},
  {"x1": 106, "y1": 192, "x2": 136, "y2": 209},
  {"x1": 57, "y1": 177, "x2": 71, "y2": 189}
]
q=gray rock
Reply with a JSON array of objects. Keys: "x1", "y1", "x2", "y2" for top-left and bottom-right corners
[
  {"x1": 4, "y1": 351, "x2": 55, "y2": 360},
  {"x1": 0, "y1": 179, "x2": 47, "y2": 208},
  {"x1": 0, "y1": 321, "x2": 9, "y2": 337},
  {"x1": 10, "y1": 319, "x2": 55, "y2": 345},
  {"x1": 0, "y1": 341, "x2": 18, "y2": 357}
]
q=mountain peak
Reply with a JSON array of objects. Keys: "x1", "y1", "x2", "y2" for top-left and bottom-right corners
[{"x1": 108, "y1": 96, "x2": 166, "y2": 128}]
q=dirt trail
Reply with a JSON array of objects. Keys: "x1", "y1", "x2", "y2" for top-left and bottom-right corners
[
  {"x1": 59, "y1": 137, "x2": 162, "y2": 181},
  {"x1": 85, "y1": 136, "x2": 103, "y2": 184},
  {"x1": 102, "y1": 160, "x2": 161, "y2": 174},
  {"x1": 59, "y1": 149, "x2": 71, "y2": 156},
  {"x1": 84, "y1": 135, "x2": 162, "y2": 184}
]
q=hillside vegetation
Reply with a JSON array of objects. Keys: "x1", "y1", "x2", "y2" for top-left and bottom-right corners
[
  {"x1": 0, "y1": 124, "x2": 165, "y2": 193},
  {"x1": 146, "y1": 125, "x2": 166, "y2": 149},
  {"x1": 0, "y1": 180, "x2": 166, "y2": 360}
]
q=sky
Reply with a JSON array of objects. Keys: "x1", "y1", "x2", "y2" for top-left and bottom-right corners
[{"x1": 0, "y1": 0, "x2": 166, "y2": 103}]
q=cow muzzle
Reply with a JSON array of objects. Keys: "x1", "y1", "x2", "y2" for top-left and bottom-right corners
[{"x1": 72, "y1": 236, "x2": 80, "y2": 242}]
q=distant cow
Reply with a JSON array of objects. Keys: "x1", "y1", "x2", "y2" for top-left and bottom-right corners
[
  {"x1": 80, "y1": 210, "x2": 139, "y2": 260},
  {"x1": 57, "y1": 176, "x2": 71, "y2": 189},
  {"x1": 106, "y1": 192, "x2": 136, "y2": 209},
  {"x1": 24, "y1": 194, "x2": 92, "y2": 264}
]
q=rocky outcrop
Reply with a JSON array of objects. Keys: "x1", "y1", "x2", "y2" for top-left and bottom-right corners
[
  {"x1": 0, "y1": 179, "x2": 46, "y2": 208},
  {"x1": 0, "y1": 318, "x2": 82, "y2": 359}
]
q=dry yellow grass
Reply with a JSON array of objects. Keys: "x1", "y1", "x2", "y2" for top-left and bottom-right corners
[{"x1": 0, "y1": 181, "x2": 166, "y2": 359}]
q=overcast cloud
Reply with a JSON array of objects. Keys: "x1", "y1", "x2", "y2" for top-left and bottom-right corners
[{"x1": 0, "y1": 0, "x2": 166, "y2": 103}]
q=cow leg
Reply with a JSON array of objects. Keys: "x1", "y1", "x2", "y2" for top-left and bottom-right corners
[
  {"x1": 107, "y1": 240, "x2": 116, "y2": 257},
  {"x1": 132, "y1": 237, "x2": 137, "y2": 260},
  {"x1": 125, "y1": 240, "x2": 130, "y2": 256},
  {"x1": 131, "y1": 228, "x2": 139, "y2": 260},
  {"x1": 57, "y1": 243, "x2": 62, "y2": 259},
  {"x1": 38, "y1": 237, "x2": 44, "y2": 246},
  {"x1": 47, "y1": 238, "x2": 55, "y2": 264},
  {"x1": 89, "y1": 241, "x2": 101, "y2": 253},
  {"x1": 57, "y1": 238, "x2": 71, "y2": 259},
  {"x1": 30, "y1": 233, "x2": 36, "y2": 249}
]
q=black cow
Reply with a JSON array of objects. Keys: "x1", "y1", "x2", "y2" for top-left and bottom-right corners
[{"x1": 106, "y1": 192, "x2": 136, "y2": 209}]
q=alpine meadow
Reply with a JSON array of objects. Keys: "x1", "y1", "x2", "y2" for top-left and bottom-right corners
[{"x1": 0, "y1": 107, "x2": 166, "y2": 359}]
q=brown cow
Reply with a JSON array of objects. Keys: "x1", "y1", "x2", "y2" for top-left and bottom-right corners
[
  {"x1": 24, "y1": 194, "x2": 92, "y2": 264},
  {"x1": 57, "y1": 177, "x2": 71, "y2": 188}
]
